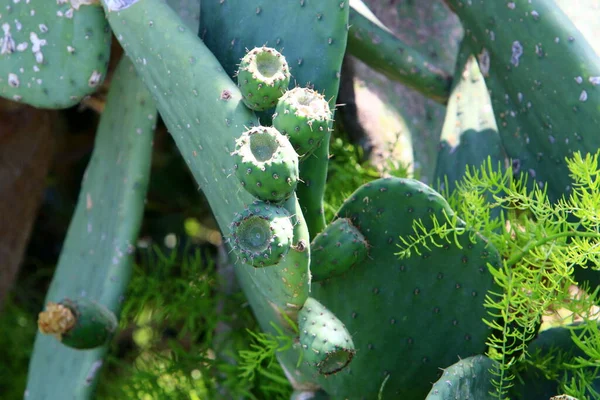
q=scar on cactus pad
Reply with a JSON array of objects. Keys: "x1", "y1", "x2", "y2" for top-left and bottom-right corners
[
  {"x1": 233, "y1": 126, "x2": 299, "y2": 203},
  {"x1": 237, "y1": 46, "x2": 291, "y2": 111},
  {"x1": 37, "y1": 298, "x2": 117, "y2": 350},
  {"x1": 299, "y1": 297, "x2": 356, "y2": 375},
  {"x1": 273, "y1": 87, "x2": 332, "y2": 157},
  {"x1": 229, "y1": 201, "x2": 294, "y2": 267}
]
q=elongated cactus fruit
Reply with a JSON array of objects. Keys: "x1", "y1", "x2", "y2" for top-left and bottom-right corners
[
  {"x1": 310, "y1": 218, "x2": 369, "y2": 282},
  {"x1": 425, "y1": 355, "x2": 497, "y2": 400},
  {"x1": 233, "y1": 126, "x2": 299, "y2": 203},
  {"x1": 0, "y1": 1, "x2": 111, "y2": 108},
  {"x1": 237, "y1": 46, "x2": 291, "y2": 111},
  {"x1": 299, "y1": 297, "x2": 355, "y2": 375},
  {"x1": 25, "y1": 55, "x2": 156, "y2": 399},
  {"x1": 37, "y1": 298, "x2": 118, "y2": 350},
  {"x1": 273, "y1": 87, "x2": 333, "y2": 157},
  {"x1": 310, "y1": 177, "x2": 501, "y2": 399},
  {"x1": 229, "y1": 201, "x2": 294, "y2": 267},
  {"x1": 348, "y1": 0, "x2": 453, "y2": 103}
]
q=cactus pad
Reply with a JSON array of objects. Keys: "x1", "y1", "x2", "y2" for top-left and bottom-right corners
[
  {"x1": 426, "y1": 355, "x2": 498, "y2": 400},
  {"x1": 273, "y1": 87, "x2": 333, "y2": 157},
  {"x1": 298, "y1": 297, "x2": 356, "y2": 376},
  {"x1": 0, "y1": 1, "x2": 111, "y2": 108},
  {"x1": 38, "y1": 298, "x2": 118, "y2": 350},
  {"x1": 237, "y1": 46, "x2": 291, "y2": 111},
  {"x1": 310, "y1": 217, "x2": 369, "y2": 282},
  {"x1": 233, "y1": 126, "x2": 299, "y2": 203},
  {"x1": 310, "y1": 177, "x2": 501, "y2": 399},
  {"x1": 229, "y1": 201, "x2": 295, "y2": 267}
]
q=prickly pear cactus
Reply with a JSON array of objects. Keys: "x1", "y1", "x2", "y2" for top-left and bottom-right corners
[
  {"x1": 310, "y1": 177, "x2": 502, "y2": 399},
  {"x1": 25, "y1": 55, "x2": 156, "y2": 398},
  {"x1": 199, "y1": 0, "x2": 350, "y2": 237},
  {"x1": 0, "y1": 1, "x2": 111, "y2": 108},
  {"x1": 426, "y1": 355, "x2": 498, "y2": 400},
  {"x1": 446, "y1": 0, "x2": 600, "y2": 202},
  {"x1": 434, "y1": 38, "x2": 507, "y2": 193}
]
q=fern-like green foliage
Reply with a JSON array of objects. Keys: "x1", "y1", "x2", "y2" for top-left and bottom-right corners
[{"x1": 396, "y1": 151, "x2": 600, "y2": 399}]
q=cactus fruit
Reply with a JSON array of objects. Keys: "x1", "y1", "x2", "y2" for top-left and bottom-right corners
[
  {"x1": 425, "y1": 355, "x2": 498, "y2": 400},
  {"x1": 273, "y1": 87, "x2": 333, "y2": 157},
  {"x1": 310, "y1": 218, "x2": 369, "y2": 282},
  {"x1": 236, "y1": 46, "x2": 291, "y2": 111},
  {"x1": 37, "y1": 298, "x2": 118, "y2": 350},
  {"x1": 229, "y1": 201, "x2": 294, "y2": 268},
  {"x1": 310, "y1": 177, "x2": 501, "y2": 399},
  {"x1": 233, "y1": 126, "x2": 299, "y2": 203},
  {"x1": 25, "y1": 55, "x2": 156, "y2": 398},
  {"x1": 0, "y1": 1, "x2": 111, "y2": 109},
  {"x1": 298, "y1": 297, "x2": 355, "y2": 376},
  {"x1": 199, "y1": 0, "x2": 350, "y2": 238}
]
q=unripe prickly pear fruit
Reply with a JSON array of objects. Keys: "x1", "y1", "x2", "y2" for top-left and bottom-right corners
[
  {"x1": 233, "y1": 126, "x2": 299, "y2": 203},
  {"x1": 237, "y1": 46, "x2": 291, "y2": 111},
  {"x1": 230, "y1": 201, "x2": 294, "y2": 267},
  {"x1": 299, "y1": 297, "x2": 355, "y2": 375},
  {"x1": 310, "y1": 218, "x2": 369, "y2": 282},
  {"x1": 272, "y1": 87, "x2": 332, "y2": 157},
  {"x1": 37, "y1": 298, "x2": 118, "y2": 350}
]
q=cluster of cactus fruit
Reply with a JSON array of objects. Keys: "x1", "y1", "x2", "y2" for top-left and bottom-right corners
[{"x1": 3, "y1": 0, "x2": 598, "y2": 399}]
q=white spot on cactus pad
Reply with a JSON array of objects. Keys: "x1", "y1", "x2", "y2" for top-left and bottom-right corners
[
  {"x1": 511, "y1": 41, "x2": 523, "y2": 67},
  {"x1": 102, "y1": 0, "x2": 138, "y2": 11},
  {"x1": 1, "y1": 23, "x2": 15, "y2": 54},
  {"x1": 579, "y1": 90, "x2": 588, "y2": 102},
  {"x1": 590, "y1": 76, "x2": 600, "y2": 85},
  {"x1": 88, "y1": 70, "x2": 102, "y2": 86},
  {"x1": 30, "y1": 32, "x2": 47, "y2": 64},
  {"x1": 507, "y1": 2, "x2": 515, "y2": 9},
  {"x1": 8, "y1": 73, "x2": 19, "y2": 87}
]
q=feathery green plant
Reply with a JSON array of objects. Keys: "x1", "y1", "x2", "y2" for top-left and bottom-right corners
[{"x1": 396, "y1": 150, "x2": 600, "y2": 398}]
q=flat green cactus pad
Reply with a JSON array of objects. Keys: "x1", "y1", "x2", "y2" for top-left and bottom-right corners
[
  {"x1": 446, "y1": 0, "x2": 600, "y2": 203},
  {"x1": 25, "y1": 56, "x2": 156, "y2": 398},
  {"x1": 0, "y1": 1, "x2": 111, "y2": 109},
  {"x1": 310, "y1": 177, "x2": 501, "y2": 399}
]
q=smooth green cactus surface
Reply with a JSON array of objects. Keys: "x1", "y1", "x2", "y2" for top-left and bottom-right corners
[
  {"x1": 232, "y1": 126, "x2": 299, "y2": 203},
  {"x1": 425, "y1": 355, "x2": 498, "y2": 400},
  {"x1": 273, "y1": 86, "x2": 333, "y2": 158},
  {"x1": 434, "y1": 38, "x2": 507, "y2": 195},
  {"x1": 37, "y1": 298, "x2": 118, "y2": 350},
  {"x1": 0, "y1": 1, "x2": 111, "y2": 108},
  {"x1": 446, "y1": 0, "x2": 600, "y2": 203},
  {"x1": 199, "y1": 0, "x2": 350, "y2": 238},
  {"x1": 25, "y1": 55, "x2": 156, "y2": 398},
  {"x1": 298, "y1": 297, "x2": 356, "y2": 376},
  {"x1": 310, "y1": 217, "x2": 368, "y2": 282},
  {"x1": 310, "y1": 177, "x2": 501, "y2": 399},
  {"x1": 237, "y1": 46, "x2": 291, "y2": 111},
  {"x1": 348, "y1": 0, "x2": 453, "y2": 104}
]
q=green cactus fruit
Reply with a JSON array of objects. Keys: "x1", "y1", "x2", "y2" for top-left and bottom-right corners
[
  {"x1": 298, "y1": 297, "x2": 355, "y2": 375},
  {"x1": 0, "y1": 1, "x2": 111, "y2": 109},
  {"x1": 236, "y1": 46, "x2": 291, "y2": 111},
  {"x1": 310, "y1": 177, "x2": 501, "y2": 399},
  {"x1": 37, "y1": 298, "x2": 118, "y2": 350},
  {"x1": 310, "y1": 218, "x2": 369, "y2": 282},
  {"x1": 426, "y1": 355, "x2": 498, "y2": 400},
  {"x1": 25, "y1": 55, "x2": 156, "y2": 398},
  {"x1": 273, "y1": 87, "x2": 333, "y2": 157},
  {"x1": 232, "y1": 126, "x2": 299, "y2": 203},
  {"x1": 230, "y1": 201, "x2": 294, "y2": 267}
]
